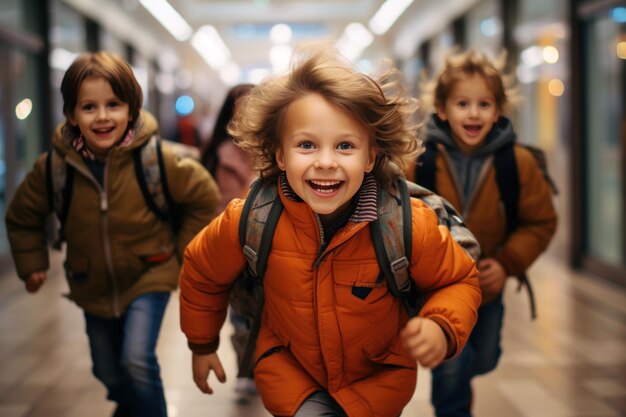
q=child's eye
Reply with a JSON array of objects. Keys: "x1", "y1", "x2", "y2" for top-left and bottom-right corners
[
  {"x1": 298, "y1": 141, "x2": 315, "y2": 150},
  {"x1": 82, "y1": 104, "x2": 94, "y2": 111},
  {"x1": 480, "y1": 101, "x2": 492, "y2": 108},
  {"x1": 108, "y1": 101, "x2": 121, "y2": 108},
  {"x1": 337, "y1": 142, "x2": 354, "y2": 151},
  {"x1": 457, "y1": 101, "x2": 468, "y2": 108}
]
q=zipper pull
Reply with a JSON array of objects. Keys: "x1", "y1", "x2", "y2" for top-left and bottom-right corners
[{"x1": 100, "y1": 192, "x2": 108, "y2": 212}]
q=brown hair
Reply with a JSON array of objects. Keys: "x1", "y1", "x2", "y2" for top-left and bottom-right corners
[
  {"x1": 431, "y1": 49, "x2": 508, "y2": 113},
  {"x1": 229, "y1": 43, "x2": 421, "y2": 186},
  {"x1": 61, "y1": 51, "x2": 143, "y2": 138}
]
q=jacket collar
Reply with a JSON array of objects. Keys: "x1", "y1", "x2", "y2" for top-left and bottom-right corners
[{"x1": 278, "y1": 172, "x2": 378, "y2": 223}]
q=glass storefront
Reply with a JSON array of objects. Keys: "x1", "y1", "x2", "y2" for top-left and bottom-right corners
[
  {"x1": 0, "y1": 1, "x2": 45, "y2": 266},
  {"x1": 584, "y1": 6, "x2": 625, "y2": 268}
]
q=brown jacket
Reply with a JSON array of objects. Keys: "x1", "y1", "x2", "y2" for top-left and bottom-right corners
[
  {"x1": 180, "y1": 177, "x2": 481, "y2": 416},
  {"x1": 410, "y1": 116, "x2": 557, "y2": 302},
  {"x1": 6, "y1": 111, "x2": 220, "y2": 317}
]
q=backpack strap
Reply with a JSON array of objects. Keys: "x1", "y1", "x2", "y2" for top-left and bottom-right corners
[
  {"x1": 371, "y1": 177, "x2": 420, "y2": 316},
  {"x1": 46, "y1": 149, "x2": 74, "y2": 249},
  {"x1": 414, "y1": 142, "x2": 438, "y2": 192},
  {"x1": 235, "y1": 178, "x2": 284, "y2": 378},
  {"x1": 238, "y1": 178, "x2": 284, "y2": 278},
  {"x1": 134, "y1": 135, "x2": 180, "y2": 232},
  {"x1": 493, "y1": 144, "x2": 543, "y2": 319},
  {"x1": 493, "y1": 143, "x2": 519, "y2": 234}
]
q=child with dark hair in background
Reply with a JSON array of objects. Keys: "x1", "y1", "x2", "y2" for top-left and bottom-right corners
[
  {"x1": 200, "y1": 83, "x2": 258, "y2": 398},
  {"x1": 5, "y1": 51, "x2": 219, "y2": 417},
  {"x1": 179, "y1": 44, "x2": 481, "y2": 417},
  {"x1": 411, "y1": 49, "x2": 557, "y2": 417},
  {"x1": 201, "y1": 83, "x2": 256, "y2": 212}
]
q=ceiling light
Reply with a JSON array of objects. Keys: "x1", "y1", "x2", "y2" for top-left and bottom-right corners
[
  {"x1": 139, "y1": 0, "x2": 192, "y2": 41},
  {"x1": 270, "y1": 23, "x2": 293, "y2": 44},
  {"x1": 336, "y1": 23, "x2": 374, "y2": 62},
  {"x1": 219, "y1": 62, "x2": 243, "y2": 86},
  {"x1": 270, "y1": 44, "x2": 293, "y2": 72},
  {"x1": 191, "y1": 25, "x2": 231, "y2": 69},
  {"x1": 368, "y1": 0, "x2": 414, "y2": 36},
  {"x1": 50, "y1": 48, "x2": 79, "y2": 71}
]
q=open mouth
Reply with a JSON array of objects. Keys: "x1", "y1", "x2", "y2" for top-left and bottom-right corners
[
  {"x1": 308, "y1": 180, "x2": 343, "y2": 194},
  {"x1": 463, "y1": 125, "x2": 482, "y2": 136},
  {"x1": 93, "y1": 127, "x2": 115, "y2": 135}
]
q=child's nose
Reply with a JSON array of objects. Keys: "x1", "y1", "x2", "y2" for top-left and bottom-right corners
[
  {"x1": 96, "y1": 107, "x2": 109, "y2": 120},
  {"x1": 314, "y1": 149, "x2": 338, "y2": 169}
]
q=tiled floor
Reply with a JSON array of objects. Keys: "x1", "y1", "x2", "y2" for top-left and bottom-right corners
[{"x1": 0, "y1": 251, "x2": 625, "y2": 417}]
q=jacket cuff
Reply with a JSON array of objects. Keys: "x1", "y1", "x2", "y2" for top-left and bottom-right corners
[
  {"x1": 13, "y1": 251, "x2": 49, "y2": 280},
  {"x1": 188, "y1": 338, "x2": 220, "y2": 355},
  {"x1": 493, "y1": 249, "x2": 525, "y2": 277},
  {"x1": 429, "y1": 317, "x2": 457, "y2": 359}
]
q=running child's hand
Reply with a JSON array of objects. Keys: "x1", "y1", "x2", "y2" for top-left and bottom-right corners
[
  {"x1": 401, "y1": 317, "x2": 447, "y2": 368},
  {"x1": 192, "y1": 352, "x2": 226, "y2": 394},
  {"x1": 25, "y1": 271, "x2": 47, "y2": 293},
  {"x1": 477, "y1": 258, "x2": 507, "y2": 298}
]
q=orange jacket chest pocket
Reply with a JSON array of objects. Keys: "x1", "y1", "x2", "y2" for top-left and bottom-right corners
[{"x1": 333, "y1": 261, "x2": 388, "y2": 305}]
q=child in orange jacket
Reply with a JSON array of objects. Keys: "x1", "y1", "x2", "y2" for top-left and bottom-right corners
[{"x1": 179, "y1": 44, "x2": 482, "y2": 417}]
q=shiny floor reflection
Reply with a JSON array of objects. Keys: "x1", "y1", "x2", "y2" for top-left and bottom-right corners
[{"x1": 0, "y1": 252, "x2": 624, "y2": 417}]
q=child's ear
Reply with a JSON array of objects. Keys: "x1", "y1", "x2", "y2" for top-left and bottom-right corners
[
  {"x1": 365, "y1": 148, "x2": 377, "y2": 173},
  {"x1": 275, "y1": 147, "x2": 286, "y2": 171},
  {"x1": 67, "y1": 113, "x2": 77, "y2": 127},
  {"x1": 435, "y1": 107, "x2": 447, "y2": 122}
]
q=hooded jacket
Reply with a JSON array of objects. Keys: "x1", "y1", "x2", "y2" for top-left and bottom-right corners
[
  {"x1": 6, "y1": 110, "x2": 220, "y2": 317},
  {"x1": 413, "y1": 114, "x2": 557, "y2": 302},
  {"x1": 180, "y1": 176, "x2": 481, "y2": 417}
]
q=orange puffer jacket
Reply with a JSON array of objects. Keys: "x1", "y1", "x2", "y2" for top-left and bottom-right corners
[{"x1": 179, "y1": 181, "x2": 481, "y2": 417}]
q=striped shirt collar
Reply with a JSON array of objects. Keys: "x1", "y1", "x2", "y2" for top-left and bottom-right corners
[{"x1": 279, "y1": 172, "x2": 379, "y2": 222}]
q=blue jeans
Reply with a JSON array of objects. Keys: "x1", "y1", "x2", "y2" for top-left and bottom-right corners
[
  {"x1": 84, "y1": 292, "x2": 170, "y2": 417},
  {"x1": 431, "y1": 296, "x2": 504, "y2": 417}
]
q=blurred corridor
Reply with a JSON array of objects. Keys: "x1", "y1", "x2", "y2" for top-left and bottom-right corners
[{"x1": 0, "y1": 251, "x2": 624, "y2": 417}]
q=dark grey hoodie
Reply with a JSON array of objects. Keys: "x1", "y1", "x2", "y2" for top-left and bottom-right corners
[{"x1": 424, "y1": 114, "x2": 517, "y2": 211}]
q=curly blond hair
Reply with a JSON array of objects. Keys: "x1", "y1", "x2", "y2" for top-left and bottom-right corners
[
  {"x1": 419, "y1": 48, "x2": 519, "y2": 116},
  {"x1": 229, "y1": 42, "x2": 421, "y2": 186}
]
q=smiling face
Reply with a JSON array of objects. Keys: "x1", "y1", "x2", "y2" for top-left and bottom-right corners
[
  {"x1": 276, "y1": 93, "x2": 377, "y2": 222},
  {"x1": 68, "y1": 76, "x2": 131, "y2": 158},
  {"x1": 436, "y1": 74, "x2": 500, "y2": 154}
]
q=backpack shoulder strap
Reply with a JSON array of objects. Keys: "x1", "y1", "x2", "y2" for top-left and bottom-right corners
[
  {"x1": 493, "y1": 143, "x2": 519, "y2": 233},
  {"x1": 371, "y1": 177, "x2": 483, "y2": 316},
  {"x1": 134, "y1": 135, "x2": 180, "y2": 231},
  {"x1": 46, "y1": 149, "x2": 74, "y2": 248},
  {"x1": 234, "y1": 177, "x2": 283, "y2": 378},
  {"x1": 414, "y1": 141, "x2": 438, "y2": 192},
  {"x1": 238, "y1": 178, "x2": 284, "y2": 278},
  {"x1": 371, "y1": 177, "x2": 417, "y2": 314}
]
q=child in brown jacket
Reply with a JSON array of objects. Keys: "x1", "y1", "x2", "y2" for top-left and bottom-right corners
[{"x1": 412, "y1": 49, "x2": 557, "y2": 417}]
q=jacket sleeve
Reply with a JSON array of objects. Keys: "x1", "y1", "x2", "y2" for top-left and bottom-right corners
[
  {"x1": 162, "y1": 146, "x2": 221, "y2": 256},
  {"x1": 5, "y1": 153, "x2": 52, "y2": 279},
  {"x1": 409, "y1": 202, "x2": 481, "y2": 358},
  {"x1": 493, "y1": 147, "x2": 558, "y2": 276},
  {"x1": 179, "y1": 200, "x2": 247, "y2": 354}
]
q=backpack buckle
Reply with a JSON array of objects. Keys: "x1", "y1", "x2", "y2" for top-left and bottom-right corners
[
  {"x1": 243, "y1": 244, "x2": 259, "y2": 276},
  {"x1": 390, "y1": 256, "x2": 411, "y2": 292}
]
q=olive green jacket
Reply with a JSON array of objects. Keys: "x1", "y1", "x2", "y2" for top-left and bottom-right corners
[{"x1": 6, "y1": 111, "x2": 220, "y2": 317}]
